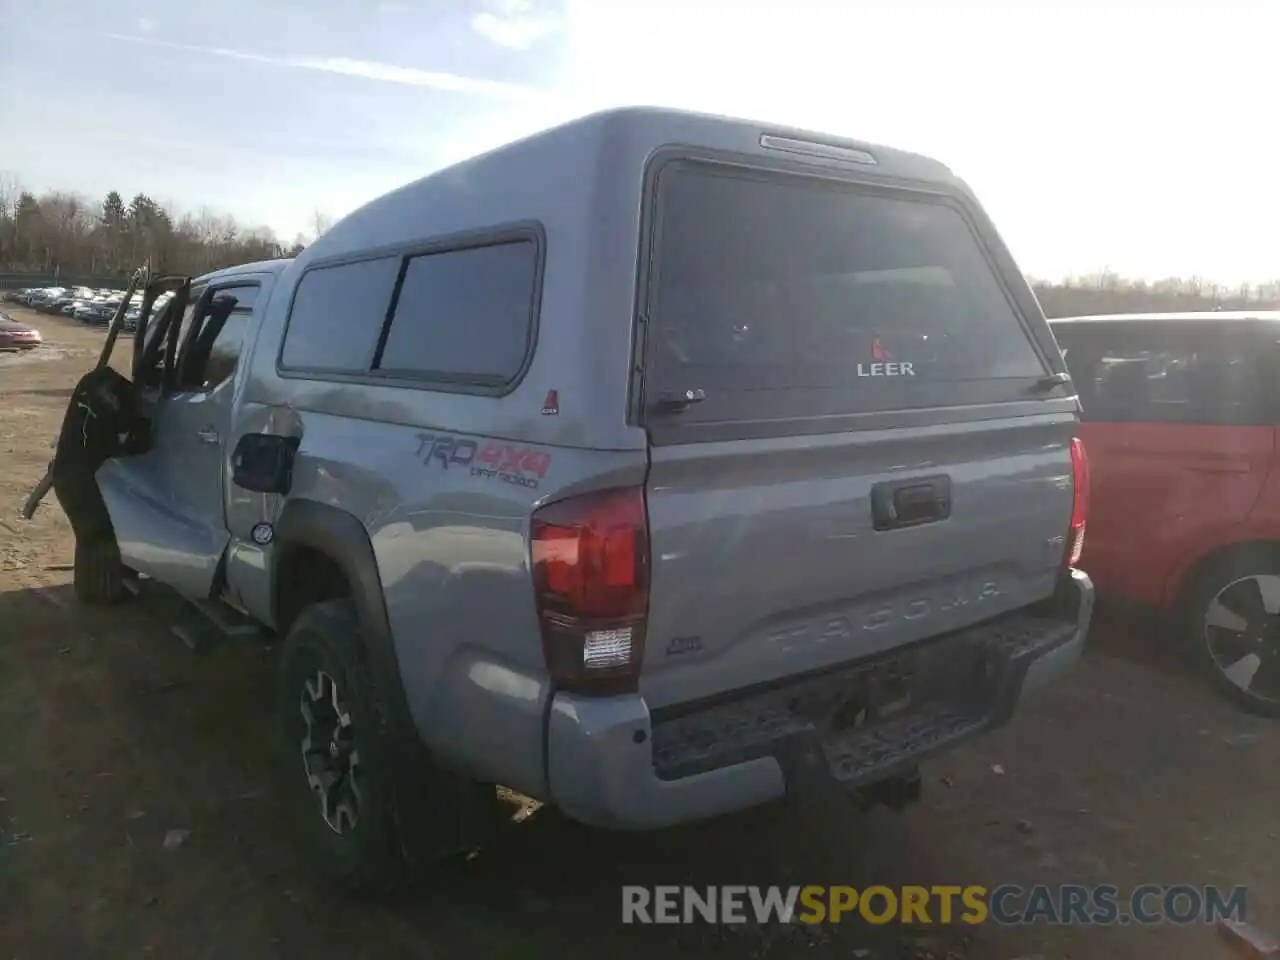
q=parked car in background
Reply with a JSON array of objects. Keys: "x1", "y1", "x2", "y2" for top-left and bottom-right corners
[
  {"x1": 0, "y1": 312, "x2": 42, "y2": 350},
  {"x1": 74, "y1": 298, "x2": 121, "y2": 324},
  {"x1": 73, "y1": 291, "x2": 152, "y2": 331},
  {"x1": 45, "y1": 288, "x2": 94, "y2": 315},
  {"x1": 24, "y1": 287, "x2": 66, "y2": 309},
  {"x1": 3, "y1": 288, "x2": 31, "y2": 303},
  {"x1": 1050, "y1": 312, "x2": 1280, "y2": 716}
]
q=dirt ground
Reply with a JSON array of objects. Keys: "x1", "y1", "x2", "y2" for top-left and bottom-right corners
[{"x1": 1, "y1": 306, "x2": 1277, "y2": 960}]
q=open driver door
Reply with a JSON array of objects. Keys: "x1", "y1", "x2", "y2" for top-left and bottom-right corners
[{"x1": 20, "y1": 265, "x2": 211, "y2": 600}]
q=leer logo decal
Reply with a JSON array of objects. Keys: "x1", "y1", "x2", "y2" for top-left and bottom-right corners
[{"x1": 857, "y1": 337, "x2": 915, "y2": 378}]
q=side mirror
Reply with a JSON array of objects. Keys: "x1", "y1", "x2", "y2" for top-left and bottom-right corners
[{"x1": 231, "y1": 434, "x2": 301, "y2": 494}]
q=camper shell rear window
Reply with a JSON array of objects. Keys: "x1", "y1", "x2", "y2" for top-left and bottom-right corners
[{"x1": 641, "y1": 160, "x2": 1049, "y2": 435}]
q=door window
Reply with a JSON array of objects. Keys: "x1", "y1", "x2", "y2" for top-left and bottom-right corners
[
  {"x1": 177, "y1": 284, "x2": 259, "y2": 391},
  {"x1": 201, "y1": 311, "x2": 251, "y2": 388},
  {"x1": 1053, "y1": 323, "x2": 1266, "y2": 425}
]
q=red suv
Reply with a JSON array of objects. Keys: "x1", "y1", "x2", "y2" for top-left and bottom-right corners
[{"x1": 1050, "y1": 312, "x2": 1280, "y2": 715}]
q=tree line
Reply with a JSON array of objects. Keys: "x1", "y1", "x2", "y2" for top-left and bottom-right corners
[
  {"x1": 0, "y1": 175, "x2": 332, "y2": 281},
  {"x1": 3, "y1": 174, "x2": 1278, "y2": 316},
  {"x1": 1030, "y1": 271, "x2": 1280, "y2": 318}
]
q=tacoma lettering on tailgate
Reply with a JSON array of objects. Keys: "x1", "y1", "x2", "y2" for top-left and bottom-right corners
[{"x1": 767, "y1": 581, "x2": 1002, "y2": 645}]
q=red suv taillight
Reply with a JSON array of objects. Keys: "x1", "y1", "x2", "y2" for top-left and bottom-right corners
[
  {"x1": 530, "y1": 486, "x2": 650, "y2": 695},
  {"x1": 1066, "y1": 436, "x2": 1089, "y2": 567}
]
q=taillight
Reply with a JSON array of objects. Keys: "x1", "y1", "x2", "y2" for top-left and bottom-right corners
[
  {"x1": 530, "y1": 486, "x2": 650, "y2": 695},
  {"x1": 1066, "y1": 436, "x2": 1089, "y2": 567}
]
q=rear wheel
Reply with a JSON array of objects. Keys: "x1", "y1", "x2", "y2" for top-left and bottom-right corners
[
  {"x1": 276, "y1": 600, "x2": 409, "y2": 892},
  {"x1": 1180, "y1": 553, "x2": 1280, "y2": 718},
  {"x1": 72, "y1": 537, "x2": 127, "y2": 605},
  {"x1": 275, "y1": 598, "x2": 496, "y2": 893}
]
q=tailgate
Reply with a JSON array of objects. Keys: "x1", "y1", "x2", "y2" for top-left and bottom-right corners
[
  {"x1": 641, "y1": 417, "x2": 1074, "y2": 708},
  {"x1": 636, "y1": 158, "x2": 1075, "y2": 710}
]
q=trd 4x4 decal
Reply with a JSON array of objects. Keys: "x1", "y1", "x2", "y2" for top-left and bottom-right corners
[
  {"x1": 473, "y1": 442, "x2": 551, "y2": 488},
  {"x1": 415, "y1": 433, "x2": 552, "y2": 489},
  {"x1": 416, "y1": 433, "x2": 478, "y2": 468}
]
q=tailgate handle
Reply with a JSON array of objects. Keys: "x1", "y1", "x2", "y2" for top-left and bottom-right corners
[{"x1": 871, "y1": 475, "x2": 952, "y2": 531}]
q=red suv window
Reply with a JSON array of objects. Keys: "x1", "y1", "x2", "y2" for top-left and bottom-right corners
[{"x1": 1054, "y1": 322, "x2": 1268, "y2": 426}]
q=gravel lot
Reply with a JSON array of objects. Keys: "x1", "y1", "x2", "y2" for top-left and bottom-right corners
[{"x1": 1, "y1": 306, "x2": 1276, "y2": 960}]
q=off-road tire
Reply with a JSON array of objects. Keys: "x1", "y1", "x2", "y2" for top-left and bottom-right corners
[
  {"x1": 72, "y1": 537, "x2": 127, "y2": 605},
  {"x1": 276, "y1": 599, "x2": 498, "y2": 894},
  {"x1": 1179, "y1": 551, "x2": 1280, "y2": 718},
  {"x1": 275, "y1": 599, "x2": 411, "y2": 892}
]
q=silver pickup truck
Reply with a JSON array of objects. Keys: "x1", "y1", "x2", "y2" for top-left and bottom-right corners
[{"x1": 27, "y1": 106, "x2": 1092, "y2": 892}]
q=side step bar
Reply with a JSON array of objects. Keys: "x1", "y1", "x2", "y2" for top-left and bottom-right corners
[
  {"x1": 124, "y1": 573, "x2": 267, "y2": 653},
  {"x1": 172, "y1": 598, "x2": 266, "y2": 653}
]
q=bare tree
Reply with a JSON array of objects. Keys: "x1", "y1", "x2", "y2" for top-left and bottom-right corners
[
  {"x1": 0, "y1": 186, "x2": 307, "y2": 277},
  {"x1": 311, "y1": 208, "x2": 334, "y2": 241},
  {"x1": 0, "y1": 171, "x2": 20, "y2": 219},
  {"x1": 0, "y1": 172, "x2": 22, "y2": 265}
]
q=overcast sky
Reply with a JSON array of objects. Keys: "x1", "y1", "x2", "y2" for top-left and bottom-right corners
[{"x1": 1, "y1": 0, "x2": 1276, "y2": 282}]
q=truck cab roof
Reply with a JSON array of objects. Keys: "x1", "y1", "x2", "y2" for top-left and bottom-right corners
[{"x1": 196, "y1": 258, "x2": 294, "y2": 285}]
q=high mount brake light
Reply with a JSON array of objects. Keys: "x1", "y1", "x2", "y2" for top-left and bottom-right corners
[
  {"x1": 1067, "y1": 436, "x2": 1089, "y2": 568},
  {"x1": 530, "y1": 486, "x2": 650, "y2": 696}
]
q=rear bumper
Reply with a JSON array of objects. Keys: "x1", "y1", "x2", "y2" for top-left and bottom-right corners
[{"x1": 546, "y1": 569, "x2": 1093, "y2": 829}]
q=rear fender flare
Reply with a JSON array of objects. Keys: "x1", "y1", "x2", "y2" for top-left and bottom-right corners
[
  {"x1": 270, "y1": 499, "x2": 493, "y2": 864},
  {"x1": 271, "y1": 499, "x2": 411, "y2": 732}
]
